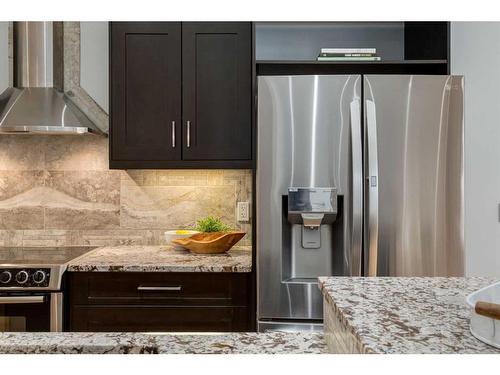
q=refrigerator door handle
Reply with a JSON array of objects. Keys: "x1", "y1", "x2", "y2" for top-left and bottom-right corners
[
  {"x1": 350, "y1": 99, "x2": 363, "y2": 276},
  {"x1": 365, "y1": 99, "x2": 379, "y2": 276}
]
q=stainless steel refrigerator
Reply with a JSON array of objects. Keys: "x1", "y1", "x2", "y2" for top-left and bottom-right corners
[{"x1": 257, "y1": 74, "x2": 464, "y2": 331}]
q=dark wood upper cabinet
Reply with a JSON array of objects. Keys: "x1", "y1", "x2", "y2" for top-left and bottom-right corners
[
  {"x1": 110, "y1": 22, "x2": 182, "y2": 164},
  {"x1": 110, "y1": 22, "x2": 253, "y2": 169},
  {"x1": 182, "y1": 23, "x2": 252, "y2": 161}
]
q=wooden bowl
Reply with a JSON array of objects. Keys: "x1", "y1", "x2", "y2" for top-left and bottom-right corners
[{"x1": 172, "y1": 231, "x2": 246, "y2": 254}]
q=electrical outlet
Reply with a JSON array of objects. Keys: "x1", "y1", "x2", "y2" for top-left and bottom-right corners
[{"x1": 237, "y1": 201, "x2": 250, "y2": 222}]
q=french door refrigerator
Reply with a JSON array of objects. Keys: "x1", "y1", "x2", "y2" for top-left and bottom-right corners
[{"x1": 257, "y1": 74, "x2": 464, "y2": 331}]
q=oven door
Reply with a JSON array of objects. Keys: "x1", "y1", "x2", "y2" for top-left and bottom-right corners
[{"x1": 0, "y1": 293, "x2": 62, "y2": 332}]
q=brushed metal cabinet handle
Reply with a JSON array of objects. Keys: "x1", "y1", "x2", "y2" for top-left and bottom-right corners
[
  {"x1": 171, "y1": 121, "x2": 176, "y2": 148},
  {"x1": 137, "y1": 286, "x2": 182, "y2": 291},
  {"x1": 186, "y1": 120, "x2": 191, "y2": 148}
]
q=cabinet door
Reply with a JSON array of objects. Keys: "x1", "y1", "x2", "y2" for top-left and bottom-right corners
[
  {"x1": 110, "y1": 22, "x2": 181, "y2": 164},
  {"x1": 69, "y1": 306, "x2": 249, "y2": 332},
  {"x1": 182, "y1": 22, "x2": 252, "y2": 161}
]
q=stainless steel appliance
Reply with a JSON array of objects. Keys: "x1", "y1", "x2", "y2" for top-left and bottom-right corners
[
  {"x1": 257, "y1": 74, "x2": 464, "y2": 331},
  {"x1": 363, "y1": 75, "x2": 464, "y2": 277},
  {"x1": 0, "y1": 247, "x2": 95, "y2": 332},
  {"x1": 0, "y1": 22, "x2": 103, "y2": 135},
  {"x1": 257, "y1": 75, "x2": 362, "y2": 331}
]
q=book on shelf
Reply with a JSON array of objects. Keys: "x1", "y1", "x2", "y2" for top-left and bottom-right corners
[
  {"x1": 319, "y1": 53, "x2": 376, "y2": 57},
  {"x1": 320, "y1": 48, "x2": 377, "y2": 54},
  {"x1": 317, "y1": 56, "x2": 382, "y2": 61}
]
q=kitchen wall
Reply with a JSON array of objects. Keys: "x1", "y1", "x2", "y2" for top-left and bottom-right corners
[
  {"x1": 451, "y1": 22, "x2": 500, "y2": 277},
  {"x1": 0, "y1": 22, "x2": 252, "y2": 248},
  {"x1": 80, "y1": 22, "x2": 109, "y2": 113},
  {"x1": 0, "y1": 135, "x2": 252, "y2": 247},
  {"x1": 0, "y1": 22, "x2": 8, "y2": 92}
]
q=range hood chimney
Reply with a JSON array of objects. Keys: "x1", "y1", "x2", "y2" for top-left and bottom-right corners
[{"x1": 0, "y1": 22, "x2": 103, "y2": 135}]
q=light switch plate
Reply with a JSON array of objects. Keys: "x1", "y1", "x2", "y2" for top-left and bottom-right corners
[{"x1": 237, "y1": 202, "x2": 250, "y2": 222}]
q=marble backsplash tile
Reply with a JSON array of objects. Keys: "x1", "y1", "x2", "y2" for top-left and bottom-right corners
[
  {"x1": 120, "y1": 183, "x2": 235, "y2": 229},
  {"x1": 0, "y1": 135, "x2": 252, "y2": 247}
]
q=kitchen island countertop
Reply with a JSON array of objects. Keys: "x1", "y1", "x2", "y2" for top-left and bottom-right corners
[
  {"x1": 319, "y1": 276, "x2": 500, "y2": 354},
  {"x1": 0, "y1": 331, "x2": 326, "y2": 354},
  {"x1": 67, "y1": 245, "x2": 252, "y2": 273}
]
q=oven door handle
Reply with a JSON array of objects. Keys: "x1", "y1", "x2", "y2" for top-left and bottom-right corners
[{"x1": 0, "y1": 296, "x2": 45, "y2": 304}]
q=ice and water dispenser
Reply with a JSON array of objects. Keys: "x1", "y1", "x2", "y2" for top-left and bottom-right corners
[{"x1": 282, "y1": 188, "x2": 343, "y2": 281}]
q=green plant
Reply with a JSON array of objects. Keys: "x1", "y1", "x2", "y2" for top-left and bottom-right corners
[{"x1": 194, "y1": 216, "x2": 232, "y2": 233}]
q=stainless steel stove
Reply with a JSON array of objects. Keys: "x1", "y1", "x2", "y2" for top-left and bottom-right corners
[{"x1": 0, "y1": 247, "x2": 96, "y2": 332}]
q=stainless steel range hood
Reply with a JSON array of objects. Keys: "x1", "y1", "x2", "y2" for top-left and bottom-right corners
[{"x1": 0, "y1": 22, "x2": 103, "y2": 135}]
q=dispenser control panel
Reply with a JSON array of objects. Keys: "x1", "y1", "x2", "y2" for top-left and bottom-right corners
[{"x1": 288, "y1": 188, "x2": 337, "y2": 214}]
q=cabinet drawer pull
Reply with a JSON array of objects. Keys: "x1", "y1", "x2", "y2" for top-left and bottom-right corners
[
  {"x1": 171, "y1": 121, "x2": 176, "y2": 148},
  {"x1": 186, "y1": 120, "x2": 191, "y2": 148},
  {"x1": 137, "y1": 286, "x2": 182, "y2": 291}
]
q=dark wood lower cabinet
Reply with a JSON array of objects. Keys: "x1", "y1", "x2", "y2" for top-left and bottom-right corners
[
  {"x1": 69, "y1": 306, "x2": 249, "y2": 332},
  {"x1": 65, "y1": 272, "x2": 254, "y2": 332}
]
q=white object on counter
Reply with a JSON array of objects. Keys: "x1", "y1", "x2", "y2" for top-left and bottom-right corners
[
  {"x1": 164, "y1": 230, "x2": 200, "y2": 250},
  {"x1": 466, "y1": 281, "x2": 500, "y2": 349}
]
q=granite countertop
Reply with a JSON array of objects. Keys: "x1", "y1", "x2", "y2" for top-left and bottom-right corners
[
  {"x1": 67, "y1": 245, "x2": 252, "y2": 272},
  {"x1": 319, "y1": 276, "x2": 500, "y2": 354},
  {"x1": 0, "y1": 332, "x2": 326, "y2": 354}
]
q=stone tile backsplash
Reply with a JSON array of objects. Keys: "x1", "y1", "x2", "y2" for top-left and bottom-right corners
[{"x1": 0, "y1": 135, "x2": 252, "y2": 247}]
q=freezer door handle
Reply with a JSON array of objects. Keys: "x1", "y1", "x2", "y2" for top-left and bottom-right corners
[
  {"x1": 350, "y1": 99, "x2": 363, "y2": 276},
  {"x1": 365, "y1": 99, "x2": 379, "y2": 276}
]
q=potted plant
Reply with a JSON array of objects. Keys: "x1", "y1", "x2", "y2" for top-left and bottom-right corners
[{"x1": 193, "y1": 216, "x2": 233, "y2": 233}]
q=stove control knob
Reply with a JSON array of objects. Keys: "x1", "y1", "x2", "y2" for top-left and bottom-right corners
[
  {"x1": 15, "y1": 270, "x2": 29, "y2": 285},
  {"x1": 0, "y1": 271, "x2": 12, "y2": 284},
  {"x1": 33, "y1": 270, "x2": 46, "y2": 284}
]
